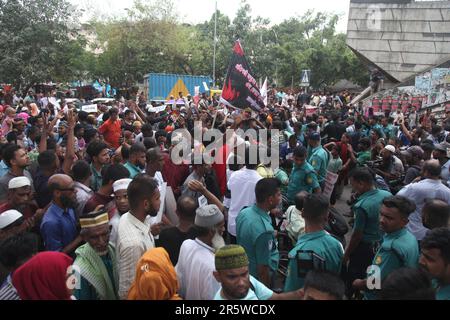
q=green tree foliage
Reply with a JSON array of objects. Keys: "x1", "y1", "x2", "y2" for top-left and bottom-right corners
[
  {"x1": 0, "y1": 0, "x2": 368, "y2": 90},
  {"x1": 0, "y1": 0, "x2": 95, "y2": 89}
]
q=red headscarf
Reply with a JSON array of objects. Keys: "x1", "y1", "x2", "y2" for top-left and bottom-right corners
[{"x1": 12, "y1": 252, "x2": 73, "y2": 300}]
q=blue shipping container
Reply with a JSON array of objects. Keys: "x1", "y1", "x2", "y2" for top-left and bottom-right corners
[{"x1": 144, "y1": 73, "x2": 213, "y2": 102}]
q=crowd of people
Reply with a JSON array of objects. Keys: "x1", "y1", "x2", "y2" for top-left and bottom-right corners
[{"x1": 0, "y1": 86, "x2": 448, "y2": 301}]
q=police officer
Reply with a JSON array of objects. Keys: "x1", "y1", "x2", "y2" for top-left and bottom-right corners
[
  {"x1": 284, "y1": 194, "x2": 343, "y2": 291},
  {"x1": 236, "y1": 178, "x2": 281, "y2": 288},
  {"x1": 344, "y1": 167, "x2": 392, "y2": 298},
  {"x1": 286, "y1": 146, "x2": 320, "y2": 204},
  {"x1": 307, "y1": 132, "x2": 329, "y2": 188},
  {"x1": 353, "y1": 196, "x2": 419, "y2": 299}
]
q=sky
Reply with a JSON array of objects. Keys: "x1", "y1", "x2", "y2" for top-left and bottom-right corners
[{"x1": 73, "y1": 0, "x2": 351, "y2": 32}]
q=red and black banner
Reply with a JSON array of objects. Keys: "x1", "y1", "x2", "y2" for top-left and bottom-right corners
[{"x1": 220, "y1": 40, "x2": 265, "y2": 112}]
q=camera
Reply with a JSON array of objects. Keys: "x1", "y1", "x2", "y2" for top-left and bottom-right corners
[{"x1": 366, "y1": 158, "x2": 383, "y2": 169}]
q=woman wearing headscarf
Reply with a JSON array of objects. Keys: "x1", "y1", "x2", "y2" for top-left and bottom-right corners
[
  {"x1": 127, "y1": 247, "x2": 181, "y2": 300},
  {"x1": 12, "y1": 251, "x2": 74, "y2": 300}
]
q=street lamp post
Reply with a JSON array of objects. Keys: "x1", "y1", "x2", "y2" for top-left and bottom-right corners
[{"x1": 272, "y1": 29, "x2": 279, "y2": 86}]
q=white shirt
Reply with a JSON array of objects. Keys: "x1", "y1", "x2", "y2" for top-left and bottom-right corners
[
  {"x1": 74, "y1": 182, "x2": 93, "y2": 217},
  {"x1": 116, "y1": 212, "x2": 155, "y2": 299},
  {"x1": 441, "y1": 159, "x2": 450, "y2": 182},
  {"x1": 109, "y1": 211, "x2": 121, "y2": 247},
  {"x1": 227, "y1": 168, "x2": 262, "y2": 236},
  {"x1": 175, "y1": 239, "x2": 220, "y2": 300},
  {"x1": 398, "y1": 179, "x2": 450, "y2": 240},
  {"x1": 149, "y1": 171, "x2": 165, "y2": 226}
]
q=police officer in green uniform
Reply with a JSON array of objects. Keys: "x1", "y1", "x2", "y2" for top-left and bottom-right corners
[
  {"x1": 284, "y1": 194, "x2": 343, "y2": 291},
  {"x1": 236, "y1": 178, "x2": 281, "y2": 288},
  {"x1": 307, "y1": 132, "x2": 329, "y2": 188},
  {"x1": 352, "y1": 196, "x2": 419, "y2": 299},
  {"x1": 287, "y1": 146, "x2": 320, "y2": 204},
  {"x1": 344, "y1": 167, "x2": 392, "y2": 298},
  {"x1": 419, "y1": 228, "x2": 450, "y2": 300}
]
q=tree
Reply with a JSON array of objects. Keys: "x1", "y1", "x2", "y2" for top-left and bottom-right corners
[{"x1": 0, "y1": 0, "x2": 81, "y2": 90}]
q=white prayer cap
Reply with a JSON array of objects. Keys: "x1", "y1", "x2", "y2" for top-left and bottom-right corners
[
  {"x1": 113, "y1": 178, "x2": 132, "y2": 193},
  {"x1": 195, "y1": 204, "x2": 224, "y2": 228},
  {"x1": 8, "y1": 176, "x2": 31, "y2": 190},
  {"x1": 0, "y1": 210, "x2": 23, "y2": 230},
  {"x1": 384, "y1": 145, "x2": 396, "y2": 154}
]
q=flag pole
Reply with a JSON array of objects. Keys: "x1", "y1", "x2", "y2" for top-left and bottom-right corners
[{"x1": 213, "y1": 0, "x2": 218, "y2": 88}]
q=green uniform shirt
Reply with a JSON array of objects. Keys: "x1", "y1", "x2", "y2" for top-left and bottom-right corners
[
  {"x1": 124, "y1": 161, "x2": 142, "y2": 179},
  {"x1": 307, "y1": 146, "x2": 329, "y2": 184},
  {"x1": 436, "y1": 283, "x2": 450, "y2": 300},
  {"x1": 357, "y1": 151, "x2": 371, "y2": 166},
  {"x1": 274, "y1": 168, "x2": 289, "y2": 196},
  {"x1": 284, "y1": 230, "x2": 344, "y2": 291},
  {"x1": 286, "y1": 162, "x2": 320, "y2": 204},
  {"x1": 364, "y1": 228, "x2": 419, "y2": 300},
  {"x1": 90, "y1": 164, "x2": 103, "y2": 192},
  {"x1": 236, "y1": 205, "x2": 279, "y2": 278},
  {"x1": 352, "y1": 189, "x2": 392, "y2": 243}
]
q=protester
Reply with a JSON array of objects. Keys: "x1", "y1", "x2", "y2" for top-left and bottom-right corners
[
  {"x1": 12, "y1": 251, "x2": 73, "y2": 300},
  {"x1": 127, "y1": 247, "x2": 181, "y2": 300},
  {"x1": 397, "y1": 160, "x2": 450, "y2": 241},
  {"x1": 73, "y1": 210, "x2": 118, "y2": 300},
  {"x1": 176, "y1": 204, "x2": 225, "y2": 300},
  {"x1": 213, "y1": 245, "x2": 302, "y2": 300},
  {"x1": 117, "y1": 174, "x2": 160, "y2": 299},
  {"x1": 40, "y1": 174, "x2": 82, "y2": 254}
]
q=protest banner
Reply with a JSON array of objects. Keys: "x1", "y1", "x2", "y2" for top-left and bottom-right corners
[
  {"x1": 220, "y1": 40, "x2": 265, "y2": 112},
  {"x1": 322, "y1": 171, "x2": 339, "y2": 201}
]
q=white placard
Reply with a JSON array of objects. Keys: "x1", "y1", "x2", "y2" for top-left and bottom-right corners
[
  {"x1": 154, "y1": 182, "x2": 167, "y2": 224},
  {"x1": 322, "y1": 171, "x2": 339, "y2": 201},
  {"x1": 198, "y1": 195, "x2": 208, "y2": 207},
  {"x1": 81, "y1": 104, "x2": 98, "y2": 113},
  {"x1": 147, "y1": 105, "x2": 166, "y2": 113},
  {"x1": 165, "y1": 186, "x2": 178, "y2": 225}
]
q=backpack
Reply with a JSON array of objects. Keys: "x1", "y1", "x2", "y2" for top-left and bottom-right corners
[{"x1": 325, "y1": 207, "x2": 349, "y2": 238}]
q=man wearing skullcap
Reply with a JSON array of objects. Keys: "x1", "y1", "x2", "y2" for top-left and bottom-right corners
[
  {"x1": 176, "y1": 204, "x2": 225, "y2": 300},
  {"x1": 0, "y1": 177, "x2": 43, "y2": 239},
  {"x1": 109, "y1": 178, "x2": 132, "y2": 246},
  {"x1": 213, "y1": 245, "x2": 302, "y2": 300},
  {"x1": 73, "y1": 210, "x2": 119, "y2": 300}
]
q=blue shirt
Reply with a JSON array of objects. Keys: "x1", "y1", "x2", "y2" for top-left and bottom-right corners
[
  {"x1": 40, "y1": 203, "x2": 78, "y2": 252},
  {"x1": 398, "y1": 179, "x2": 450, "y2": 240},
  {"x1": 0, "y1": 160, "x2": 9, "y2": 178}
]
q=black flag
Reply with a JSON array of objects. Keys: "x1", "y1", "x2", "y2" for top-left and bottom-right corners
[{"x1": 220, "y1": 40, "x2": 265, "y2": 112}]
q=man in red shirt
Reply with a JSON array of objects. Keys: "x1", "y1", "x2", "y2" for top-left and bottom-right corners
[{"x1": 99, "y1": 108, "x2": 122, "y2": 149}]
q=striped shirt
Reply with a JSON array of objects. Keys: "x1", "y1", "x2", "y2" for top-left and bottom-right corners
[
  {"x1": 116, "y1": 212, "x2": 155, "y2": 299},
  {"x1": 0, "y1": 275, "x2": 20, "y2": 300}
]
